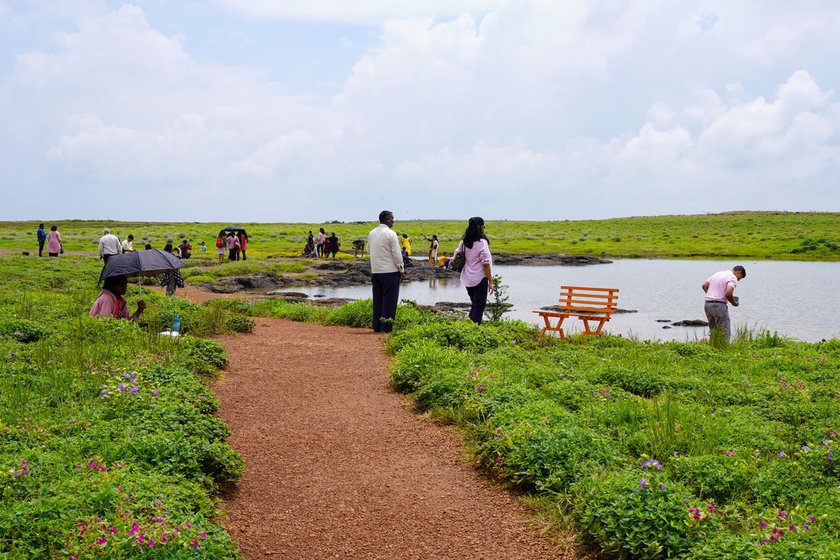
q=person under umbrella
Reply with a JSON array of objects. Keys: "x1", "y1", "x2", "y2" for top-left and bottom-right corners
[{"x1": 90, "y1": 275, "x2": 146, "y2": 321}]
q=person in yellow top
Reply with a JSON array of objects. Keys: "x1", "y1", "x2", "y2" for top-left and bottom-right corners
[{"x1": 400, "y1": 234, "x2": 412, "y2": 255}]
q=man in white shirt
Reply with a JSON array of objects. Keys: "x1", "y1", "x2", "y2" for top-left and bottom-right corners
[
  {"x1": 368, "y1": 210, "x2": 405, "y2": 333},
  {"x1": 121, "y1": 234, "x2": 135, "y2": 252},
  {"x1": 702, "y1": 265, "x2": 746, "y2": 342},
  {"x1": 98, "y1": 228, "x2": 123, "y2": 262}
]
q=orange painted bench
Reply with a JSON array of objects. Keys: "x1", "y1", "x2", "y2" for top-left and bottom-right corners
[{"x1": 533, "y1": 285, "x2": 619, "y2": 339}]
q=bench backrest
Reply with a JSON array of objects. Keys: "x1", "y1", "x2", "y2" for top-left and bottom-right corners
[{"x1": 558, "y1": 285, "x2": 619, "y2": 315}]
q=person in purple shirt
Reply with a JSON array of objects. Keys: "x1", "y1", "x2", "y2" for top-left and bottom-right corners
[
  {"x1": 702, "y1": 265, "x2": 746, "y2": 342},
  {"x1": 454, "y1": 217, "x2": 493, "y2": 324}
]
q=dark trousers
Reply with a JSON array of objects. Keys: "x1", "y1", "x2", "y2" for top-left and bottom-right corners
[
  {"x1": 466, "y1": 277, "x2": 489, "y2": 324},
  {"x1": 704, "y1": 301, "x2": 731, "y2": 341},
  {"x1": 371, "y1": 272, "x2": 401, "y2": 332},
  {"x1": 38, "y1": 241, "x2": 45, "y2": 257}
]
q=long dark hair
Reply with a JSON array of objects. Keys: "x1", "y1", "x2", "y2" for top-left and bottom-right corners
[{"x1": 462, "y1": 217, "x2": 488, "y2": 249}]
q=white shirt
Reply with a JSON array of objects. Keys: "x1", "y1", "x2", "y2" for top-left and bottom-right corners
[
  {"x1": 368, "y1": 224, "x2": 404, "y2": 274},
  {"x1": 99, "y1": 234, "x2": 122, "y2": 257},
  {"x1": 121, "y1": 239, "x2": 133, "y2": 252}
]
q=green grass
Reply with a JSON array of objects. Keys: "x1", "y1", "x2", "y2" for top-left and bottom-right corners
[
  {"x1": 4, "y1": 211, "x2": 839, "y2": 260},
  {"x1": 0, "y1": 255, "x2": 255, "y2": 558}
]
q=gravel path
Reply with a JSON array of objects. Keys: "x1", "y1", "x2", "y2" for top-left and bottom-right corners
[{"x1": 211, "y1": 319, "x2": 575, "y2": 559}]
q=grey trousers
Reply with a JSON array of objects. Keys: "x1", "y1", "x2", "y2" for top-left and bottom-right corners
[{"x1": 704, "y1": 301, "x2": 730, "y2": 340}]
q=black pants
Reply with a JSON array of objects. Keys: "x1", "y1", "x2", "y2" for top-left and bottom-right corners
[
  {"x1": 371, "y1": 272, "x2": 401, "y2": 332},
  {"x1": 466, "y1": 277, "x2": 489, "y2": 324},
  {"x1": 38, "y1": 241, "x2": 45, "y2": 257}
]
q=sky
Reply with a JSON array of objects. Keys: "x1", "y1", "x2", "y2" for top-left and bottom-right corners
[{"x1": 1, "y1": 1, "x2": 838, "y2": 222}]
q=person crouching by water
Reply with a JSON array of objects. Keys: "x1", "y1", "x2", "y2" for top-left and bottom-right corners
[
  {"x1": 455, "y1": 217, "x2": 493, "y2": 324},
  {"x1": 702, "y1": 265, "x2": 746, "y2": 342},
  {"x1": 90, "y1": 275, "x2": 146, "y2": 321}
]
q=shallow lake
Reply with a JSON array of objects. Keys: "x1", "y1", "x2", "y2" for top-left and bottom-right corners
[{"x1": 290, "y1": 259, "x2": 840, "y2": 342}]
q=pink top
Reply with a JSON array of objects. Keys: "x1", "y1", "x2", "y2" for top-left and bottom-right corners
[
  {"x1": 456, "y1": 239, "x2": 492, "y2": 288},
  {"x1": 47, "y1": 230, "x2": 61, "y2": 253},
  {"x1": 90, "y1": 290, "x2": 129, "y2": 319},
  {"x1": 705, "y1": 270, "x2": 737, "y2": 302}
]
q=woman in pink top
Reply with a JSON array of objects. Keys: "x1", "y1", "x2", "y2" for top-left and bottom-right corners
[
  {"x1": 454, "y1": 216, "x2": 493, "y2": 324},
  {"x1": 46, "y1": 225, "x2": 62, "y2": 257},
  {"x1": 90, "y1": 275, "x2": 146, "y2": 321}
]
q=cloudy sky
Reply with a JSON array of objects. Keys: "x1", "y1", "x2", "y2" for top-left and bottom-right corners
[{"x1": 1, "y1": 1, "x2": 838, "y2": 222}]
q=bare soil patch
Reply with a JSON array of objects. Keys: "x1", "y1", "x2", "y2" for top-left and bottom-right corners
[{"x1": 210, "y1": 319, "x2": 577, "y2": 559}]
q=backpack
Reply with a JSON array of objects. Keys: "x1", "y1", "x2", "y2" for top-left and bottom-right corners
[{"x1": 216, "y1": 237, "x2": 224, "y2": 248}]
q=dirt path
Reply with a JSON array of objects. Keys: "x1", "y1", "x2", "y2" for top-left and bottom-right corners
[{"x1": 211, "y1": 319, "x2": 576, "y2": 559}]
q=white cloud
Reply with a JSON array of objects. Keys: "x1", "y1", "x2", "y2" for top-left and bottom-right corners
[
  {"x1": 1, "y1": 2, "x2": 839, "y2": 220},
  {"x1": 213, "y1": 0, "x2": 507, "y2": 25}
]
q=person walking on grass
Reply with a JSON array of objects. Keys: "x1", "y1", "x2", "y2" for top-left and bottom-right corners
[
  {"x1": 227, "y1": 232, "x2": 240, "y2": 261},
  {"x1": 47, "y1": 225, "x2": 62, "y2": 257},
  {"x1": 238, "y1": 232, "x2": 248, "y2": 260},
  {"x1": 98, "y1": 228, "x2": 122, "y2": 262},
  {"x1": 216, "y1": 230, "x2": 226, "y2": 263},
  {"x1": 702, "y1": 265, "x2": 746, "y2": 342},
  {"x1": 327, "y1": 232, "x2": 340, "y2": 258},
  {"x1": 454, "y1": 217, "x2": 493, "y2": 324},
  {"x1": 424, "y1": 234, "x2": 439, "y2": 266},
  {"x1": 368, "y1": 210, "x2": 404, "y2": 333},
  {"x1": 37, "y1": 223, "x2": 47, "y2": 257},
  {"x1": 317, "y1": 228, "x2": 327, "y2": 258}
]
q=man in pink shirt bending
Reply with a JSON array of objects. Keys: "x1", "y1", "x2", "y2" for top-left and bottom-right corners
[{"x1": 702, "y1": 265, "x2": 746, "y2": 342}]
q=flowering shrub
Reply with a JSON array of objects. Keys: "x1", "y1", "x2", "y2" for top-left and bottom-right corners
[
  {"x1": 385, "y1": 310, "x2": 840, "y2": 559},
  {"x1": 573, "y1": 470, "x2": 710, "y2": 559}
]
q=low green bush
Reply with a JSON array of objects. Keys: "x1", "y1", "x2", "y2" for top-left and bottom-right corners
[{"x1": 0, "y1": 318, "x2": 51, "y2": 342}]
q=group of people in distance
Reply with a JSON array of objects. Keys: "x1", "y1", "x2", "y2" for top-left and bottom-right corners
[
  {"x1": 98, "y1": 228, "x2": 195, "y2": 261},
  {"x1": 215, "y1": 230, "x2": 248, "y2": 263},
  {"x1": 305, "y1": 228, "x2": 341, "y2": 258}
]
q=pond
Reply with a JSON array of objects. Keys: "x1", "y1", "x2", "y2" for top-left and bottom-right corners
[{"x1": 288, "y1": 259, "x2": 840, "y2": 342}]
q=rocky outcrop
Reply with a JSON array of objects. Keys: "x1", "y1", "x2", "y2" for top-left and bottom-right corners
[{"x1": 492, "y1": 254, "x2": 612, "y2": 266}]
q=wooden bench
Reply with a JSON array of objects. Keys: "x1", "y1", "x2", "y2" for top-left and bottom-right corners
[{"x1": 533, "y1": 285, "x2": 619, "y2": 339}]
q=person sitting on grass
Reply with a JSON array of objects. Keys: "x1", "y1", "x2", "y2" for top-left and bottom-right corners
[{"x1": 90, "y1": 275, "x2": 146, "y2": 321}]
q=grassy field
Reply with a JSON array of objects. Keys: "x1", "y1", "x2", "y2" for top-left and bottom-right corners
[
  {"x1": 2, "y1": 211, "x2": 838, "y2": 260},
  {"x1": 0, "y1": 255, "x2": 257, "y2": 558},
  {"x1": 2, "y1": 248, "x2": 839, "y2": 558}
]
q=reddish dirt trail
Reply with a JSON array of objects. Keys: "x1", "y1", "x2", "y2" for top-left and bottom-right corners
[{"x1": 211, "y1": 319, "x2": 575, "y2": 559}]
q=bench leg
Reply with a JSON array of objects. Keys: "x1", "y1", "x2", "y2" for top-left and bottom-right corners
[
  {"x1": 538, "y1": 315, "x2": 566, "y2": 340},
  {"x1": 580, "y1": 318, "x2": 607, "y2": 337}
]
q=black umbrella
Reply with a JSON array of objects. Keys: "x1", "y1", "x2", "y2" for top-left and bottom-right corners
[
  {"x1": 99, "y1": 249, "x2": 184, "y2": 284},
  {"x1": 223, "y1": 226, "x2": 247, "y2": 234}
]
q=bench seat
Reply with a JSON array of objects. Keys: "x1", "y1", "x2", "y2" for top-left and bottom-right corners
[{"x1": 533, "y1": 285, "x2": 619, "y2": 339}]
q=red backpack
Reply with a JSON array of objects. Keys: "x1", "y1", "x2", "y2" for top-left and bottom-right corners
[{"x1": 216, "y1": 237, "x2": 224, "y2": 248}]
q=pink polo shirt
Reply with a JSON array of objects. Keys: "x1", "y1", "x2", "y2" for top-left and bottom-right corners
[
  {"x1": 456, "y1": 239, "x2": 492, "y2": 288},
  {"x1": 89, "y1": 290, "x2": 129, "y2": 319},
  {"x1": 705, "y1": 270, "x2": 737, "y2": 302}
]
